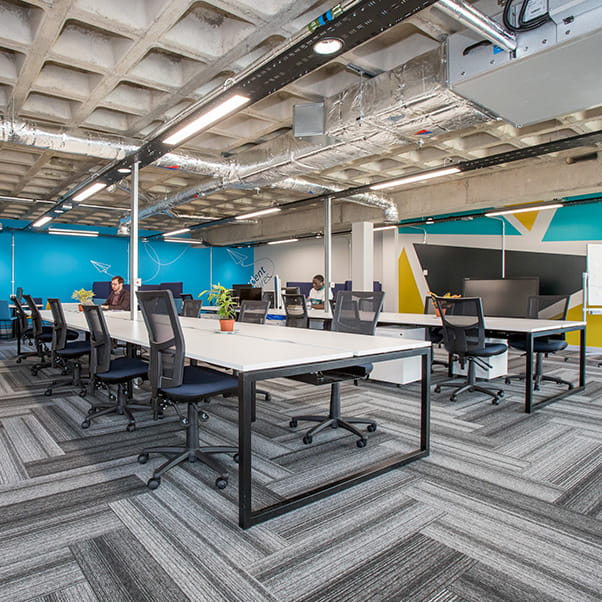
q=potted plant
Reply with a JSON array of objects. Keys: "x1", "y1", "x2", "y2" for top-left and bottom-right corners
[
  {"x1": 199, "y1": 284, "x2": 237, "y2": 332},
  {"x1": 72, "y1": 288, "x2": 95, "y2": 311}
]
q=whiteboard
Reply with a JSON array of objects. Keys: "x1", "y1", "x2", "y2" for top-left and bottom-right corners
[{"x1": 587, "y1": 243, "x2": 602, "y2": 306}]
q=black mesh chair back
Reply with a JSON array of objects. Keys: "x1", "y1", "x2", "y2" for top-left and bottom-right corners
[
  {"x1": 239, "y1": 300, "x2": 269, "y2": 324},
  {"x1": 180, "y1": 293, "x2": 193, "y2": 301},
  {"x1": 261, "y1": 291, "x2": 275, "y2": 308},
  {"x1": 48, "y1": 298, "x2": 69, "y2": 351},
  {"x1": 23, "y1": 294, "x2": 43, "y2": 339},
  {"x1": 332, "y1": 290, "x2": 384, "y2": 335},
  {"x1": 181, "y1": 298, "x2": 202, "y2": 317},
  {"x1": 137, "y1": 290, "x2": 185, "y2": 391},
  {"x1": 283, "y1": 293, "x2": 309, "y2": 328},
  {"x1": 10, "y1": 295, "x2": 29, "y2": 335},
  {"x1": 432, "y1": 296, "x2": 485, "y2": 358},
  {"x1": 82, "y1": 305, "x2": 113, "y2": 375}
]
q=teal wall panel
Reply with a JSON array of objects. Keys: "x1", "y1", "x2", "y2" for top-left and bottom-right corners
[
  {"x1": 543, "y1": 203, "x2": 602, "y2": 241},
  {"x1": 400, "y1": 216, "x2": 521, "y2": 236}
]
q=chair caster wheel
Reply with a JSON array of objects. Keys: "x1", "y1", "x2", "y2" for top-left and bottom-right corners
[
  {"x1": 504, "y1": 377, "x2": 511, "y2": 384},
  {"x1": 450, "y1": 394, "x2": 457, "y2": 402},
  {"x1": 265, "y1": 393, "x2": 272, "y2": 401},
  {"x1": 79, "y1": 390, "x2": 87, "y2": 398},
  {"x1": 302, "y1": 434, "x2": 312, "y2": 445},
  {"x1": 568, "y1": 383, "x2": 574, "y2": 390},
  {"x1": 497, "y1": 390, "x2": 504, "y2": 397},
  {"x1": 233, "y1": 453, "x2": 239, "y2": 463},
  {"x1": 434, "y1": 385, "x2": 441, "y2": 393},
  {"x1": 492, "y1": 396, "x2": 501, "y2": 405},
  {"x1": 137, "y1": 453, "x2": 149, "y2": 464},
  {"x1": 199, "y1": 411, "x2": 209, "y2": 422},
  {"x1": 147, "y1": 477, "x2": 160, "y2": 490},
  {"x1": 289, "y1": 419, "x2": 298, "y2": 428},
  {"x1": 109, "y1": 393, "x2": 116, "y2": 401},
  {"x1": 126, "y1": 423, "x2": 135, "y2": 433},
  {"x1": 31, "y1": 369, "x2": 37, "y2": 377},
  {"x1": 44, "y1": 389, "x2": 52, "y2": 396},
  {"x1": 81, "y1": 420, "x2": 90, "y2": 429},
  {"x1": 16, "y1": 358, "x2": 22, "y2": 364},
  {"x1": 357, "y1": 438, "x2": 367, "y2": 448},
  {"x1": 367, "y1": 424, "x2": 377, "y2": 433},
  {"x1": 215, "y1": 477, "x2": 228, "y2": 489}
]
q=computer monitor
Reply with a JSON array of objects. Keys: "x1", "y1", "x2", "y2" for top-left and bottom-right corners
[
  {"x1": 283, "y1": 286, "x2": 301, "y2": 295},
  {"x1": 237, "y1": 287, "x2": 262, "y2": 302},
  {"x1": 462, "y1": 277, "x2": 539, "y2": 318}
]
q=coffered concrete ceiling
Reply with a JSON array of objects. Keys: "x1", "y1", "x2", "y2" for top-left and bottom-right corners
[{"x1": 0, "y1": 0, "x2": 600, "y2": 243}]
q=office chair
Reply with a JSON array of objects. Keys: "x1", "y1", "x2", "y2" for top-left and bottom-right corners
[
  {"x1": 181, "y1": 298, "x2": 202, "y2": 317},
  {"x1": 81, "y1": 305, "x2": 149, "y2": 431},
  {"x1": 261, "y1": 291, "x2": 275, "y2": 308},
  {"x1": 136, "y1": 290, "x2": 239, "y2": 490},
  {"x1": 505, "y1": 295, "x2": 573, "y2": 391},
  {"x1": 282, "y1": 293, "x2": 309, "y2": 328},
  {"x1": 11, "y1": 295, "x2": 40, "y2": 363},
  {"x1": 23, "y1": 294, "x2": 78, "y2": 375},
  {"x1": 431, "y1": 295, "x2": 506, "y2": 404},
  {"x1": 424, "y1": 295, "x2": 449, "y2": 370},
  {"x1": 289, "y1": 290, "x2": 385, "y2": 447},
  {"x1": 44, "y1": 299, "x2": 91, "y2": 396}
]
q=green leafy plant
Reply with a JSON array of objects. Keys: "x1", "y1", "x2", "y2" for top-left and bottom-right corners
[
  {"x1": 199, "y1": 284, "x2": 236, "y2": 319},
  {"x1": 72, "y1": 288, "x2": 95, "y2": 304}
]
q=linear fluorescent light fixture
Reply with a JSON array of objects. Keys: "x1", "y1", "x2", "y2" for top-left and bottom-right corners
[
  {"x1": 235, "y1": 207, "x2": 281, "y2": 220},
  {"x1": 163, "y1": 94, "x2": 251, "y2": 146},
  {"x1": 163, "y1": 227, "x2": 191, "y2": 237},
  {"x1": 373, "y1": 225, "x2": 398, "y2": 231},
  {"x1": 32, "y1": 215, "x2": 53, "y2": 228},
  {"x1": 485, "y1": 203, "x2": 563, "y2": 217},
  {"x1": 267, "y1": 238, "x2": 298, "y2": 245},
  {"x1": 164, "y1": 238, "x2": 204, "y2": 245},
  {"x1": 313, "y1": 38, "x2": 343, "y2": 55},
  {"x1": 370, "y1": 167, "x2": 461, "y2": 191},
  {"x1": 73, "y1": 182, "x2": 107, "y2": 202},
  {"x1": 48, "y1": 228, "x2": 99, "y2": 237}
]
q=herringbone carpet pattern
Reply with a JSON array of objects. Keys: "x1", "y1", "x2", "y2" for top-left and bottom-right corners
[{"x1": 0, "y1": 340, "x2": 600, "y2": 601}]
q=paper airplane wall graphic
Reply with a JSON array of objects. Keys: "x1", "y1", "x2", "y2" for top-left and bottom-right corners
[{"x1": 90, "y1": 260, "x2": 112, "y2": 275}]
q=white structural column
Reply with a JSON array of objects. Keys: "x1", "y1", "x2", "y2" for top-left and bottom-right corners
[
  {"x1": 351, "y1": 221, "x2": 373, "y2": 291},
  {"x1": 378, "y1": 228, "x2": 399, "y2": 311},
  {"x1": 129, "y1": 161, "x2": 139, "y2": 320}
]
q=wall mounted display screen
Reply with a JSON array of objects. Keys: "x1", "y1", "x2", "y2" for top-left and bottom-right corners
[
  {"x1": 462, "y1": 277, "x2": 539, "y2": 317},
  {"x1": 237, "y1": 287, "x2": 262, "y2": 302}
]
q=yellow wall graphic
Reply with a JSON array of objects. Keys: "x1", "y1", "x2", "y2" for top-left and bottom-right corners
[
  {"x1": 515, "y1": 210, "x2": 539, "y2": 231},
  {"x1": 567, "y1": 305, "x2": 602, "y2": 347},
  {"x1": 398, "y1": 248, "x2": 424, "y2": 313}
]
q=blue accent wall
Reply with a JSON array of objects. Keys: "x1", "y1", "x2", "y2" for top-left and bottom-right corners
[
  {"x1": 544, "y1": 203, "x2": 602, "y2": 241},
  {"x1": 0, "y1": 225, "x2": 253, "y2": 303},
  {"x1": 400, "y1": 216, "x2": 521, "y2": 236}
]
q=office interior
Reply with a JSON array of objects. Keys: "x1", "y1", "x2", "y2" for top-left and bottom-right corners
[{"x1": 0, "y1": 0, "x2": 600, "y2": 600}]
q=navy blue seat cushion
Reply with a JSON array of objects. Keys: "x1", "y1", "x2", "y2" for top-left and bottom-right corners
[
  {"x1": 97, "y1": 357, "x2": 148, "y2": 383},
  {"x1": 56, "y1": 341, "x2": 91, "y2": 358},
  {"x1": 509, "y1": 337, "x2": 567, "y2": 353},
  {"x1": 160, "y1": 365, "x2": 237, "y2": 401},
  {"x1": 467, "y1": 343, "x2": 507, "y2": 357}
]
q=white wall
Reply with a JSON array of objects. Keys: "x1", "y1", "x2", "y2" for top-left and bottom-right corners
[{"x1": 255, "y1": 235, "x2": 352, "y2": 287}]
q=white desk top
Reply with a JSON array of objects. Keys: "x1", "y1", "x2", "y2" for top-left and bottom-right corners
[{"x1": 43, "y1": 309, "x2": 429, "y2": 373}]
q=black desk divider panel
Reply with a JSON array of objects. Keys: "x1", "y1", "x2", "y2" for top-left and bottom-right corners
[{"x1": 462, "y1": 277, "x2": 539, "y2": 318}]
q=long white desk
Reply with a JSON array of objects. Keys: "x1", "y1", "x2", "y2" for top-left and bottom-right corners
[{"x1": 42, "y1": 308, "x2": 432, "y2": 528}]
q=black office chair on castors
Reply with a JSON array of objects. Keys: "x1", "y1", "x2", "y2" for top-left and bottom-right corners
[
  {"x1": 181, "y1": 299, "x2": 202, "y2": 317},
  {"x1": 136, "y1": 290, "x2": 239, "y2": 490},
  {"x1": 11, "y1": 295, "x2": 46, "y2": 364},
  {"x1": 282, "y1": 293, "x2": 309, "y2": 328},
  {"x1": 23, "y1": 294, "x2": 78, "y2": 375},
  {"x1": 289, "y1": 290, "x2": 384, "y2": 447},
  {"x1": 81, "y1": 305, "x2": 149, "y2": 431},
  {"x1": 44, "y1": 298, "x2": 91, "y2": 396},
  {"x1": 505, "y1": 295, "x2": 573, "y2": 391},
  {"x1": 432, "y1": 295, "x2": 506, "y2": 404}
]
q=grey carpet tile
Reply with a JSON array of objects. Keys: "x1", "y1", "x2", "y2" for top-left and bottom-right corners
[
  {"x1": 0, "y1": 549, "x2": 87, "y2": 602},
  {"x1": 70, "y1": 528, "x2": 189, "y2": 601},
  {"x1": 0, "y1": 339, "x2": 600, "y2": 601}
]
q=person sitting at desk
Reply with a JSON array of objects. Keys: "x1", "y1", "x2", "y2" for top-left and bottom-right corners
[
  {"x1": 102, "y1": 275, "x2": 130, "y2": 311},
  {"x1": 308, "y1": 274, "x2": 332, "y2": 310}
]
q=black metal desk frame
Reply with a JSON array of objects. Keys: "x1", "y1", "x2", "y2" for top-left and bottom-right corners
[{"x1": 237, "y1": 346, "x2": 431, "y2": 529}]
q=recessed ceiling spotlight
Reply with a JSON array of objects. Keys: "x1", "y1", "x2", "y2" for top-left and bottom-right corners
[{"x1": 313, "y1": 38, "x2": 343, "y2": 55}]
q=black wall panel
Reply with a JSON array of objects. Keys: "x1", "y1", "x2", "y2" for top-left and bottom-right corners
[{"x1": 414, "y1": 244, "x2": 584, "y2": 297}]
